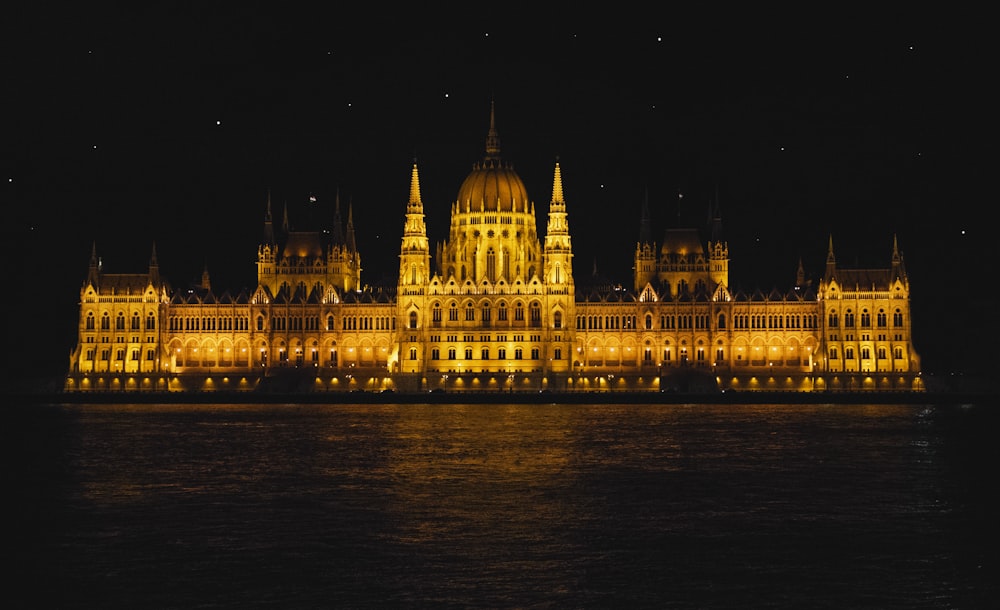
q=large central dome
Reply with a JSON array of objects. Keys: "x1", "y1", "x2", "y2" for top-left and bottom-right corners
[{"x1": 454, "y1": 105, "x2": 530, "y2": 213}]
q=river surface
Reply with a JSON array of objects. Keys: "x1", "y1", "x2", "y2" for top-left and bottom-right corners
[{"x1": 5, "y1": 401, "x2": 996, "y2": 608}]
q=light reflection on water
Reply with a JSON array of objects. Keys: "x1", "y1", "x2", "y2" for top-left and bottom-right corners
[{"x1": 8, "y1": 401, "x2": 995, "y2": 608}]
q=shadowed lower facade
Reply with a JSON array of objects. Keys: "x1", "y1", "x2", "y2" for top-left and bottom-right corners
[{"x1": 65, "y1": 108, "x2": 923, "y2": 394}]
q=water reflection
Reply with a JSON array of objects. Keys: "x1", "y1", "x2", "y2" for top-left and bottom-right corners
[{"x1": 21, "y1": 401, "x2": 991, "y2": 608}]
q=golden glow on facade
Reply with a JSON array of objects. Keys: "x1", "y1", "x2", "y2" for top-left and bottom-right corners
[{"x1": 65, "y1": 111, "x2": 922, "y2": 393}]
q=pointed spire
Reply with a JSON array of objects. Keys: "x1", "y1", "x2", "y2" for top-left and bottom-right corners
[
  {"x1": 148, "y1": 241, "x2": 160, "y2": 286},
  {"x1": 87, "y1": 241, "x2": 100, "y2": 285},
  {"x1": 824, "y1": 234, "x2": 837, "y2": 281},
  {"x1": 332, "y1": 188, "x2": 345, "y2": 245},
  {"x1": 281, "y1": 201, "x2": 290, "y2": 233},
  {"x1": 346, "y1": 200, "x2": 357, "y2": 252},
  {"x1": 262, "y1": 189, "x2": 276, "y2": 245},
  {"x1": 551, "y1": 159, "x2": 565, "y2": 205},
  {"x1": 891, "y1": 234, "x2": 905, "y2": 280},
  {"x1": 200, "y1": 263, "x2": 211, "y2": 292},
  {"x1": 408, "y1": 160, "x2": 423, "y2": 211},
  {"x1": 484, "y1": 99, "x2": 500, "y2": 161}
]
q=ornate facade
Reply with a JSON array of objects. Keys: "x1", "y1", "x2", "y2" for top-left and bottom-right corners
[{"x1": 65, "y1": 108, "x2": 923, "y2": 393}]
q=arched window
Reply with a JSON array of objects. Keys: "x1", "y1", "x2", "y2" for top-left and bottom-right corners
[
  {"x1": 554, "y1": 311, "x2": 563, "y2": 329},
  {"x1": 486, "y1": 248, "x2": 496, "y2": 282},
  {"x1": 409, "y1": 311, "x2": 418, "y2": 329}
]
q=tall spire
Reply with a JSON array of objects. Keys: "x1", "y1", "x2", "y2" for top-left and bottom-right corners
[
  {"x1": 149, "y1": 241, "x2": 160, "y2": 286},
  {"x1": 891, "y1": 234, "x2": 905, "y2": 280},
  {"x1": 408, "y1": 159, "x2": 423, "y2": 211},
  {"x1": 484, "y1": 99, "x2": 500, "y2": 160},
  {"x1": 825, "y1": 234, "x2": 837, "y2": 280},
  {"x1": 346, "y1": 200, "x2": 357, "y2": 252},
  {"x1": 545, "y1": 160, "x2": 571, "y2": 240},
  {"x1": 544, "y1": 159, "x2": 574, "y2": 287},
  {"x1": 551, "y1": 158, "x2": 565, "y2": 207},
  {"x1": 398, "y1": 161, "x2": 430, "y2": 289},
  {"x1": 262, "y1": 189, "x2": 275, "y2": 245},
  {"x1": 87, "y1": 241, "x2": 100, "y2": 285},
  {"x1": 332, "y1": 188, "x2": 345, "y2": 245}
]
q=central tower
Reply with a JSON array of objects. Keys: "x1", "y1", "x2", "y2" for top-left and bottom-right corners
[
  {"x1": 435, "y1": 102, "x2": 542, "y2": 284},
  {"x1": 395, "y1": 103, "x2": 576, "y2": 381}
]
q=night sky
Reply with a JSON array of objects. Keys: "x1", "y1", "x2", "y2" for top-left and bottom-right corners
[{"x1": 2, "y1": 7, "x2": 987, "y2": 386}]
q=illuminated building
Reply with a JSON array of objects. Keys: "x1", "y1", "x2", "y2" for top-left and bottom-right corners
[{"x1": 65, "y1": 107, "x2": 922, "y2": 393}]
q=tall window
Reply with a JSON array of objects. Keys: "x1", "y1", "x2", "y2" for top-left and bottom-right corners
[{"x1": 486, "y1": 248, "x2": 496, "y2": 282}]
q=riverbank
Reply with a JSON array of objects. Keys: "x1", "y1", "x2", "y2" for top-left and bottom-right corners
[{"x1": 6, "y1": 388, "x2": 995, "y2": 406}]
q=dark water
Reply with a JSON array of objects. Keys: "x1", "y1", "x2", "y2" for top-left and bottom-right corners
[{"x1": 5, "y1": 401, "x2": 997, "y2": 609}]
